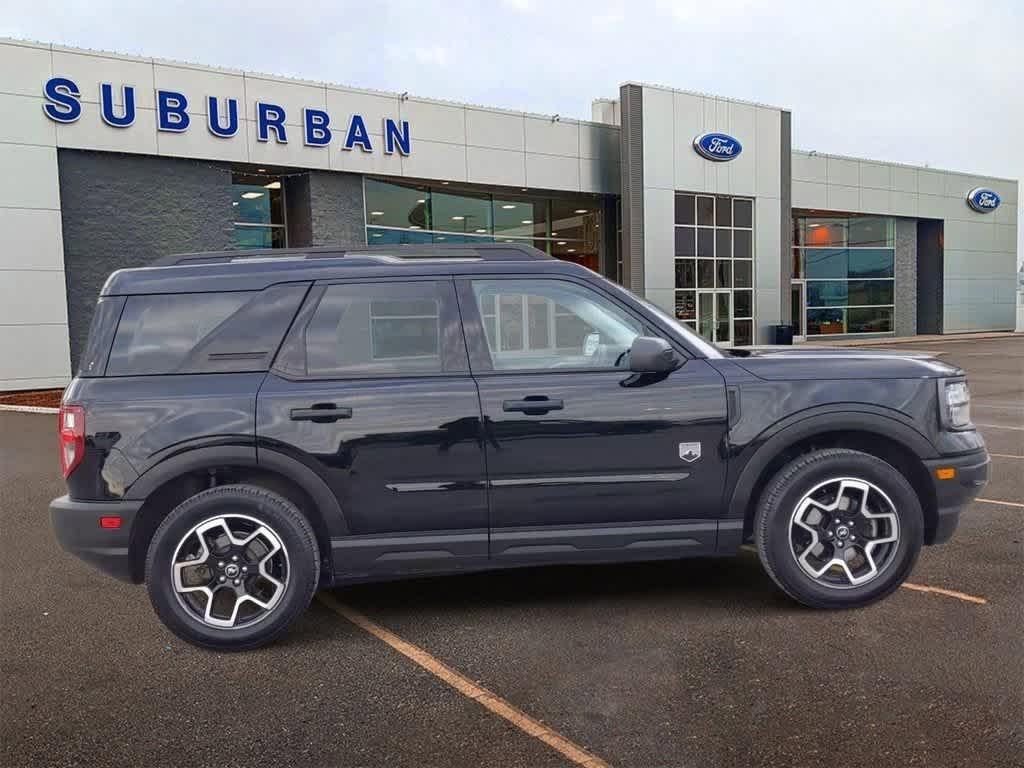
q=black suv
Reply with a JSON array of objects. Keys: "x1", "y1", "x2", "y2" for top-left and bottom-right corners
[{"x1": 51, "y1": 244, "x2": 989, "y2": 650}]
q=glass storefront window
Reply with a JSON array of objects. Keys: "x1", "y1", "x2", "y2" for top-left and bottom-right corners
[
  {"x1": 433, "y1": 189, "x2": 492, "y2": 234},
  {"x1": 232, "y1": 173, "x2": 285, "y2": 249},
  {"x1": 364, "y1": 178, "x2": 603, "y2": 271},
  {"x1": 674, "y1": 192, "x2": 755, "y2": 346},
  {"x1": 494, "y1": 196, "x2": 547, "y2": 238},
  {"x1": 365, "y1": 179, "x2": 430, "y2": 230},
  {"x1": 675, "y1": 227, "x2": 696, "y2": 258},
  {"x1": 795, "y1": 213, "x2": 896, "y2": 336}
]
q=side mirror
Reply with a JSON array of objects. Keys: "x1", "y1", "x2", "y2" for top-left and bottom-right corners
[{"x1": 628, "y1": 336, "x2": 680, "y2": 373}]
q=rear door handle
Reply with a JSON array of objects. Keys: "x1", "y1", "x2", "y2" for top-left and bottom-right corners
[
  {"x1": 289, "y1": 404, "x2": 353, "y2": 422},
  {"x1": 502, "y1": 397, "x2": 564, "y2": 414}
]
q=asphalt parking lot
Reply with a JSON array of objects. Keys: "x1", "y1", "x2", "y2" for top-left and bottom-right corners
[{"x1": 2, "y1": 337, "x2": 1021, "y2": 768}]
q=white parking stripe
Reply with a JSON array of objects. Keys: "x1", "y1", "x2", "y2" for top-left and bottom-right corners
[{"x1": 973, "y1": 423, "x2": 1024, "y2": 431}]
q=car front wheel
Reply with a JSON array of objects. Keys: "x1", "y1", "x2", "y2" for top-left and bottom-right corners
[
  {"x1": 144, "y1": 484, "x2": 319, "y2": 651},
  {"x1": 755, "y1": 448, "x2": 923, "y2": 609}
]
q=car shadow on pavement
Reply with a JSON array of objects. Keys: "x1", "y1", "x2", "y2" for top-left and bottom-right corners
[{"x1": 330, "y1": 552, "x2": 801, "y2": 620}]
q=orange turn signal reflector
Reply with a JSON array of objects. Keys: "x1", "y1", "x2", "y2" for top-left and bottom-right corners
[
  {"x1": 99, "y1": 516, "x2": 122, "y2": 529},
  {"x1": 935, "y1": 468, "x2": 956, "y2": 480}
]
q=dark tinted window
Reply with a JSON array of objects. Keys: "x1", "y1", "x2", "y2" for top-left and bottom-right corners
[
  {"x1": 77, "y1": 296, "x2": 125, "y2": 377},
  {"x1": 106, "y1": 284, "x2": 307, "y2": 375},
  {"x1": 275, "y1": 281, "x2": 466, "y2": 378}
]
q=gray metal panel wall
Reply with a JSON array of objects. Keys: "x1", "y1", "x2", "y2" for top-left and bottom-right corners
[
  {"x1": 779, "y1": 111, "x2": 793, "y2": 325},
  {"x1": 619, "y1": 84, "x2": 644, "y2": 292},
  {"x1": 56, "y1": 150, "x2": 234, "y2": 369}
]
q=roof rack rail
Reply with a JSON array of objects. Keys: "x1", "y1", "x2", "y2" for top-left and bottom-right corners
[{"x1": 149, "y1": 242, "x2": 551, "y2": 268}]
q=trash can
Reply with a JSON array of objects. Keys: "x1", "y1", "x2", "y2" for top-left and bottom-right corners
[{"x1": 770, "y1": 324, "x2": 794, "y2": 345}]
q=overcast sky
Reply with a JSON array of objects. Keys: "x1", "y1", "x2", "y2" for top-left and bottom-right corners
[{"x1": 3, "y1": 0, "x2": 1021, "y2": 265}]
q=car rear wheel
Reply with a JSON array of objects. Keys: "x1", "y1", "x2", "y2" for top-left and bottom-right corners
[
  {"x1": 145, "y1": 484, "x2": 319, "y2": 651},
  {"x1": 755, "y1": 448, "x2": 923, "y2": 608}
]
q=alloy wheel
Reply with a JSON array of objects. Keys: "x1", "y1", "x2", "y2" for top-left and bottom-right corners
[
  {"x1": 171, "y1": 514, "x2": 290, "y2": 629},
  {"x1": 788, "y1": 477, "x2": 900, "y2": 589}
]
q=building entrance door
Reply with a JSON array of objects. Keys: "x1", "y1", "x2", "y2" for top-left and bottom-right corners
[
  {"x1": 697, "y1": 290, "x2": 733, "y2": 346},
  {"x1": 791, "y1": 281, "x2": 806, "y2": 342}
]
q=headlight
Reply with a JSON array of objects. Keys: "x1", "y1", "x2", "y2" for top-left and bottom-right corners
[{"x1": 940, "y1": 379, "x2": 972, "y2": 430}]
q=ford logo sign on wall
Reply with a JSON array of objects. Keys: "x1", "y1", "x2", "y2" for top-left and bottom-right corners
[
  {"x1": 693, "y1": 132, "x2": 742, "y2": 162},
  {"x1": 966, "y1": 187, "x2": 1001, "y2": 213}
]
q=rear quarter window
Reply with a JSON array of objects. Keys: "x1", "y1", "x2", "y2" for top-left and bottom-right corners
[{"x1": 105, "y1": 284, "x2": 308, "y2": 376}]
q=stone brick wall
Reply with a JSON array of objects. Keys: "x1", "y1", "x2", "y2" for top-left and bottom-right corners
[
  {"x1": 894, "y1": 218, "x2": 918, "y2": 337},
  {"x1": 57, "y1": 149, "x2": 234, "y2": 368},
  {"x1": 308, "y1": 171, "x2": 365, "y2": 247}
]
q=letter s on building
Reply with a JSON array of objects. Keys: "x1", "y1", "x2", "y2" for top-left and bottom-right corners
[{"x1": 43, "y1": 77, "x2": 82, "y2": 123}]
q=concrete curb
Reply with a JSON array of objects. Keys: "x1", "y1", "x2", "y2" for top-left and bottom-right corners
[{"x1": 0, "y1": 404, "x2": 59, "y2": 414}]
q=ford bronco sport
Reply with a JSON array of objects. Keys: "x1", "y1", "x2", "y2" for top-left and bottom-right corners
[{"x1": 50, "y1": 244, "x2": 989, "y2": 650}]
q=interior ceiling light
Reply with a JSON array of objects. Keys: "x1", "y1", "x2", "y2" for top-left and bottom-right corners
[
  {"x1": 416, "y1": 198, "x2": 426, "y2": 204},
  {"x1": 241, "y1": 191, "x2": 264, "y2": 199},
  {"x1": 551, "y1": 232, "x2": 558, "y2": 236},
  {"x1": 370, "y1": 211, "x2": 384, "y2": 216},
  {"x1": 475, "y1": 228, "x2": 487, "y2": 233},
  {"x1": 557, "y1": 241, "x2": 566, "y2": 245},
  {"x1": 371, "y1": 233, "x2": 382, "y2": 237},
  {"x1": 263, "y1": 181, "x2": 281, "y2": 189},
  {"x1": 501, "y1": 204, "x2": 516, "y2": 210},
  {"x1": 521, "y1": 219, "x2": 532, "y2": 224},
  {"x1": 257, "y1": 168, "x2": 267, "y2": 172},
  {"x1": 567, "y1": 248, "x2": 576, "y2": 253},
  {"x1": 409, "y1": 225, "x2": 421, "y2": 229},
  {"x1": 574, "y1": 209, "x2": 588, "y2": 214},
  {"x1": 451, "y1": 215, "x2": 465, "y2": 221}
]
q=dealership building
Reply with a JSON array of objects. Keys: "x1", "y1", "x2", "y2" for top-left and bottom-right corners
[{"x1": 0, "y1": 37, "x2": 1019, "y2": 391}]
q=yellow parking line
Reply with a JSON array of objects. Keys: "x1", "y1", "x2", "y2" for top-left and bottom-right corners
[
  {"x1": 738, "y1": 546, "x2": 988, "y2": 604},
  {"x1": 316, "y1": 593, "x2": 611, "y2": 768},
  {"x1": 900, "y1": 582, "x2": 987, "y2": 604},
  {"x1": 976, "y1": 498, "x2": 1024, "y2": 509}
]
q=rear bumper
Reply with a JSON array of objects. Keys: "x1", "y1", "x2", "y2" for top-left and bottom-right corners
[
  {"x1": 923, "y1": 449, "x2": 990, "y2": 545},
  {"x1": 49, "y1": 496, "x2": 143, "y2": 582}
]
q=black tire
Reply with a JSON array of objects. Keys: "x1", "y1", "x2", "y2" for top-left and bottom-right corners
[
  {"x1": 755, "y1": 448, "x2": 923, "y2": 609},
  {"x1": 144, "y1": 484, "x2": 319, "y2": 651}
]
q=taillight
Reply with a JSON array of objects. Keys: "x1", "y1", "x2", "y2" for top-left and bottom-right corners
[{"x1": 59, "y1": 405, "x2": 85, "y2": 479}]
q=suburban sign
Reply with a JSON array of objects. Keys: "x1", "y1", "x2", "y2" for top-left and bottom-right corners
[
  {"x1": 693, "y1": 132, "x2": 742, "y2": 162},
  {"x1": 41, "y1": 76, "x2": 412, "y2": 155},
  {"x1": 966, "y1": 187, "x2": 1001, "y2": 213}
]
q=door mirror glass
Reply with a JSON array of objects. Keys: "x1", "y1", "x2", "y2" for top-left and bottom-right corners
[{"x1": 628, "y1": 336, "x2": 679, "y2": 373}]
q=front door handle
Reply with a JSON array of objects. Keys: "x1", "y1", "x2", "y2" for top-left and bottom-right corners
[
  {"x1": 289, "y1": 404, "x2": 353, "y2": 423},
  {"x1": 502, "y1": 397, "x2": 564, "y2": 415}
]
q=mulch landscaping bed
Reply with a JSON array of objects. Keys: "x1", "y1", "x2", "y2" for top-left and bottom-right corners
[{"x1": 0, "y1": 389, "x2": 64, "y2": 408}]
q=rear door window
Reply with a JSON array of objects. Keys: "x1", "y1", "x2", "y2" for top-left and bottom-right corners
[
  {"x1": 274, "y1": 280, "x2": 467, "y2": 378},
  {"x1": 106, "y1": 284, "x2": 308, "y2": 375}
]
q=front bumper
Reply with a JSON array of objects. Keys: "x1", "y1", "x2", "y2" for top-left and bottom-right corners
[
  {"x1": 922, "y1": 449, "x2": 990, "y2": 545},
  {"x1": 50, "y1": 496, "x2": 144, "y2": 582}
]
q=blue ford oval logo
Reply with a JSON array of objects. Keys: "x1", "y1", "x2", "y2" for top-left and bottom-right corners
[
  {"x1": 693, "y1": 132, "x2": 742, "y2": 162},
  {"x1": 966, "y1": 187, "x2": 1000, "y2": 213}
]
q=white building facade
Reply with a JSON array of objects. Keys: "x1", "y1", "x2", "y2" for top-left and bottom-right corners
[{"x1": 0, "y1": 38, "x2": 1018, "y2": 390}]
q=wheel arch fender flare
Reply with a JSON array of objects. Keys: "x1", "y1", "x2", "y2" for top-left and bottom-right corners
[
  {"x1": 124, "y1": 444, "x2": 349, "y2": 537},
  {"x1": 726, "y1": 406, "x2": 938, "y2": 521}
]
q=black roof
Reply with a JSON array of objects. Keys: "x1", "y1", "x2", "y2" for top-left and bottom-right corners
[
  {"x1": 103, "y1": 243, "x2": 591, "y2": 296},
  {"x1": 148, "y1": 242, "x2": 551, "y2": 267}
]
